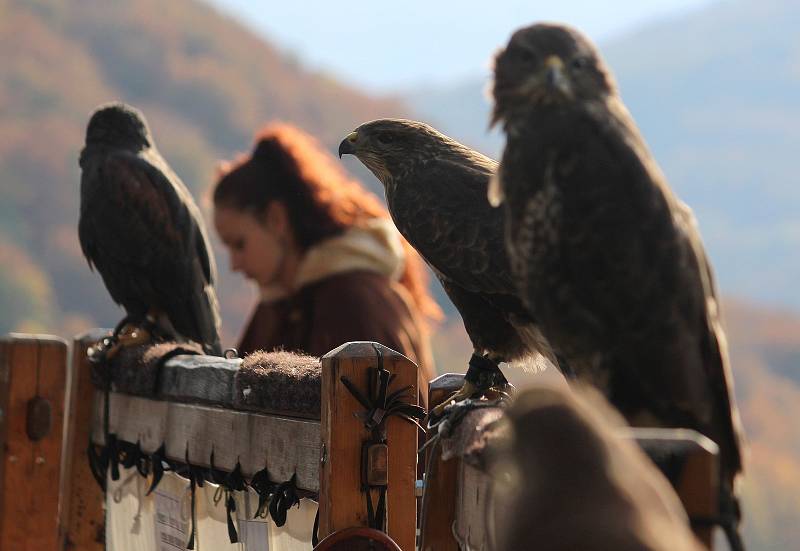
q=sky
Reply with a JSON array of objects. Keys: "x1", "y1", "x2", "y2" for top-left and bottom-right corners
[{"x1": 205, "y1": 0, "x2": 719, "y2": 92}]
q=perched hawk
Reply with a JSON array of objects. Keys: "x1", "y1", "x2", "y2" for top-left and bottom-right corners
[
  {"x1": 339, "y1": 120, "x2": 562, "y2": 412},
  {"x1": 79, "y1": 102, "x2": 222, "y2": 355},
  {"x1": 490, "y1": 22, "x2": 744, "y2": 543}
]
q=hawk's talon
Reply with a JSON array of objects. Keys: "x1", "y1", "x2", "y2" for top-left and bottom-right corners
[
  {"x1": 117, "y1": 323, "x2": 152, "y2": 348},
  {"x1": 430, "y1": 381, "x2": 478, "y2": 418},
  {"x1": 88, "y1": 322, "x2": 154, "y2": 364}
]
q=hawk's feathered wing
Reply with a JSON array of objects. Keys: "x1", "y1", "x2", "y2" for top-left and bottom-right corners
[
  {"x1": 79, "y1": 148, "x2": 222, "y2": 354},
  {"x1": 501, "y1": 97, "x2": 742, "y2": 483},
  {"x1": 387, "y1": 153, "x2": 555, "y2": 364}
]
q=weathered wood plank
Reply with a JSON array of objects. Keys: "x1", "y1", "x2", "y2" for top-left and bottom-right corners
[
  {"x1": 419, "y1": 373, "x2": 463, "y2": 551},
  {"x1": 90, "y1": 392, "x2": 321, "y2": 492},
  {"x1": 63, "y1": 330, "x2": 110, "y2": 551},
  {"x1": 0, "y1": 334, "x2": 68, "y2": 551},
  {"x1": 320, "y1": 342, "x2": 418, "y2": 551},
  {"x1": 455, "y1": 463, "x2": 492, "y2": 550},
  {"x1": 629, "y1": 428, "x2": 719, "y2": 549},
  {"x1": 0, "y1": 340, "x2": 9, "y2": 542}
]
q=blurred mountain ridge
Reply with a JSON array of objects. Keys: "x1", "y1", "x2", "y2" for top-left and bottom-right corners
[
  {"x1": 406, "y1": 0, "x2": 800, "y2": 312},
  {"x1": 0, "y1": 1, "x2": 798, "y2": 548},
  {"x1": 0, "y1": 0, "x2": 409, "y2": 336}
]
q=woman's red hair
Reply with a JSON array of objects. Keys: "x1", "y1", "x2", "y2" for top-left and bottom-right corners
[{"x1": 213, "y1": 122, "x2": 443, "y2": 327}]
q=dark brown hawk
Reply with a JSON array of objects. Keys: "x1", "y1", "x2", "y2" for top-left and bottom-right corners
[
  {"x1": 490, "y1": 22, "x2": 744, "y2": 544},
  {"x1": 79, "y1": 102, "x2": 222, "y2": 355},
  {"x1": 338, "y1": 120, "x2": 562, "y2": 412}
]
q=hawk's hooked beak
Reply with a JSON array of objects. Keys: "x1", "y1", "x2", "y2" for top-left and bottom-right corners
[
  {"x1": 338, "y1": 131, "x2": 358, "y2": 158},
  {"x1": 544, "y1": 56, "x2": 570, "y2": 96}
]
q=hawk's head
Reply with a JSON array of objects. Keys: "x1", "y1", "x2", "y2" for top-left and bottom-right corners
[
  {"x1": 491, "y1": 23, "x2": 616, "y2": 128},
  {"x1": 85, "y1": 102, "x2": 152, "y2": 150},
  {"x1": 338, "y1": 118, "x2": 465, "y2": 187}
]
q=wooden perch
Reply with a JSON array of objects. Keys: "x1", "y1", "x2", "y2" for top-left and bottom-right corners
[
  {"x1": 57, "y1": 333, "x2": 420, "y2": 551},
  {"x1": 89, "y1": 393, "x2": 320, "y2": 491},
  {"x1": 419, "y1": 373, "x2": 465, "y2": 551},
  {"x1": 94, "y1": 341, "x2": 321, "y2": 419},
  {"x1": 419, "y1": 373, "x2": 720, "y2": 550},
  {"x1": 319, "y1": 341, "x2": 419, "y2": 551},
  {"x1": 627, "y1": 428, "x2": 719, "y2": 548},
  {"x1": 421, "y1": 373, "x2": 512, "y2": 550},
  {"x1": 0, "y1": 334, "x2": 68, "y2": 551},
  {"x1": 82, "y1": 338, "x2": 325, "y2": 488}
]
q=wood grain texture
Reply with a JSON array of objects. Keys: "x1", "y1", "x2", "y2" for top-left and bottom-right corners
[
  {"x1": 419, "y1": 373, "x2": 462, "y2": 551},
  {"x1": 62, "y1": 330, "x2": 109, "y2": 551},
  {"x1": 631, "y1": 428, "x2": 719, "y2": 549},
  {"x1": 89, "y1": 392, "x2": 321, "y2": 491},
  {"x1": 455, "y1": 463, "x2": 492, "y2": 550},
  {"x1": 0, "y1": 334, "x2": 68, "y2": 551},
  {"x1": 320, "y1": 342, "x2": 418, "y2": 551}
]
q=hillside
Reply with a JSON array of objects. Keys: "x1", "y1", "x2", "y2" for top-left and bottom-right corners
[
  {"x1": 1, "y1": 1, "x2": 798, "y2": 548},
  {"x1": 0, "y1": 0, "x2": 409, "y2": 338},
  {"x1": 407, "y1": 0, "x2": 800, "y2": 311}
]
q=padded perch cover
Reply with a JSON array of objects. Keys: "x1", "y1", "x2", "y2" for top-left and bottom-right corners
[{"x1": 234, "y1": 350, "x2": 321, "y2": 419}]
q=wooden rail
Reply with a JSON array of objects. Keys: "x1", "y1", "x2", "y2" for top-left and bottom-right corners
[
  {"x1": 0, "y1": 333, "x2": 720, "y2": 551},
  {"x1": 419, "y1": 375, "x2": 718, "y2": 551},
  {"x1": 57, "y1": 333, "x2": 419, "y2": 550}
]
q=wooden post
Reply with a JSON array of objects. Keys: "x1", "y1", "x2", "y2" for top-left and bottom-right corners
[
  {"x1": 632, "y1": 429, "x2": 719, "y2": 549},
  {"x1": 678, "y1": 447, "x2": 717, "y2": 549},
  {"x1": 320, "y1": 342, "x2": 418, "y2": 551},
  {"x1": 0, "y1": 334, "x2": 68, "y2": 551},
  {"x1": 61, "y1": 330, "x2": 109, "y2": 551},
  {"x1": 419, "y1": 373, "x2": 462, "y2": 551}
]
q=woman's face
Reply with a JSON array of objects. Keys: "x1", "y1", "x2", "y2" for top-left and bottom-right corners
[{"x1": 214, "y1": 204, "x2": 288, "y2": 288}]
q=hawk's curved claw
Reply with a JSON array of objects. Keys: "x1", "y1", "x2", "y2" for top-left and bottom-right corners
[
  {"x1": 430, "y1": 381, "x2": 478, "y2": 419},
  {"x1": 89, "y1": 323, "x2": 153, "y2": 363}
]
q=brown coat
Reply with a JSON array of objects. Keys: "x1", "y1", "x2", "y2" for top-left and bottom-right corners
[{"x1": 238, "y1": 270, "x2": 434, "y2": 406}]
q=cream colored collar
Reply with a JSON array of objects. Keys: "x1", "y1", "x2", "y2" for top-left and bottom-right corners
[{"x1": 259, "y1": 218, "x2": 404, "y2": 302}]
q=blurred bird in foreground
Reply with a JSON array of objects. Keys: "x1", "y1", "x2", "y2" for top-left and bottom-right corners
[
  {"x1": 79, "y1": 102, "x2": 222, "y2": 356},
  {"x1": 492, "y1": 385, "x2": 703, "y2": 551},
  {"x1": 490, "y1": 22, "x2": 744, "y2": 546},
  {"x1": 339, "y1": 120, "x2": 562, "y2": 415}
]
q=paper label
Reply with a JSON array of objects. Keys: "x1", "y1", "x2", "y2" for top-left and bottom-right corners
[
  {"x1": 153, "y1": 487, "x2": 190, "y2": 550},
  {"x1": 238, "y1": 518, "x2": 269, "y2": 551}
]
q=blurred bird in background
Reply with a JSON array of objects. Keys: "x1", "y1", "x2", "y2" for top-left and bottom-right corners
[
  {"x1": 339, "y1": 120, "x2": 565, "y2": 415},
  {"x1": 79, "y1": 102, "x2": 222, "y2": 356},
  {"x1": 490, "y1": 22, "x2": 744, "y2": 547},
  {"x1": 492, "y1": 385, "x2": 704, "y2": 551}
]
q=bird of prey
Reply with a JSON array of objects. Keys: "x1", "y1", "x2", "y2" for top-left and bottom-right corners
[
  {"x1": 79, "y1": 102, "x2": 222, "y2": 356},
  {"x1": 338, "y1": 119, "x2": 562, "y2": 414},
  {"x1": 490, "y1": 22, "x2": 744, "y2": 544},
  {"x1": 493, "y1": 386, "x2": 703, "y2": 551}
]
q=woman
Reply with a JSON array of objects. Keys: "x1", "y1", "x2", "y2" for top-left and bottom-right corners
[{"x1": 213, "y1": 123, "x2": 440, "y2": 401}]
